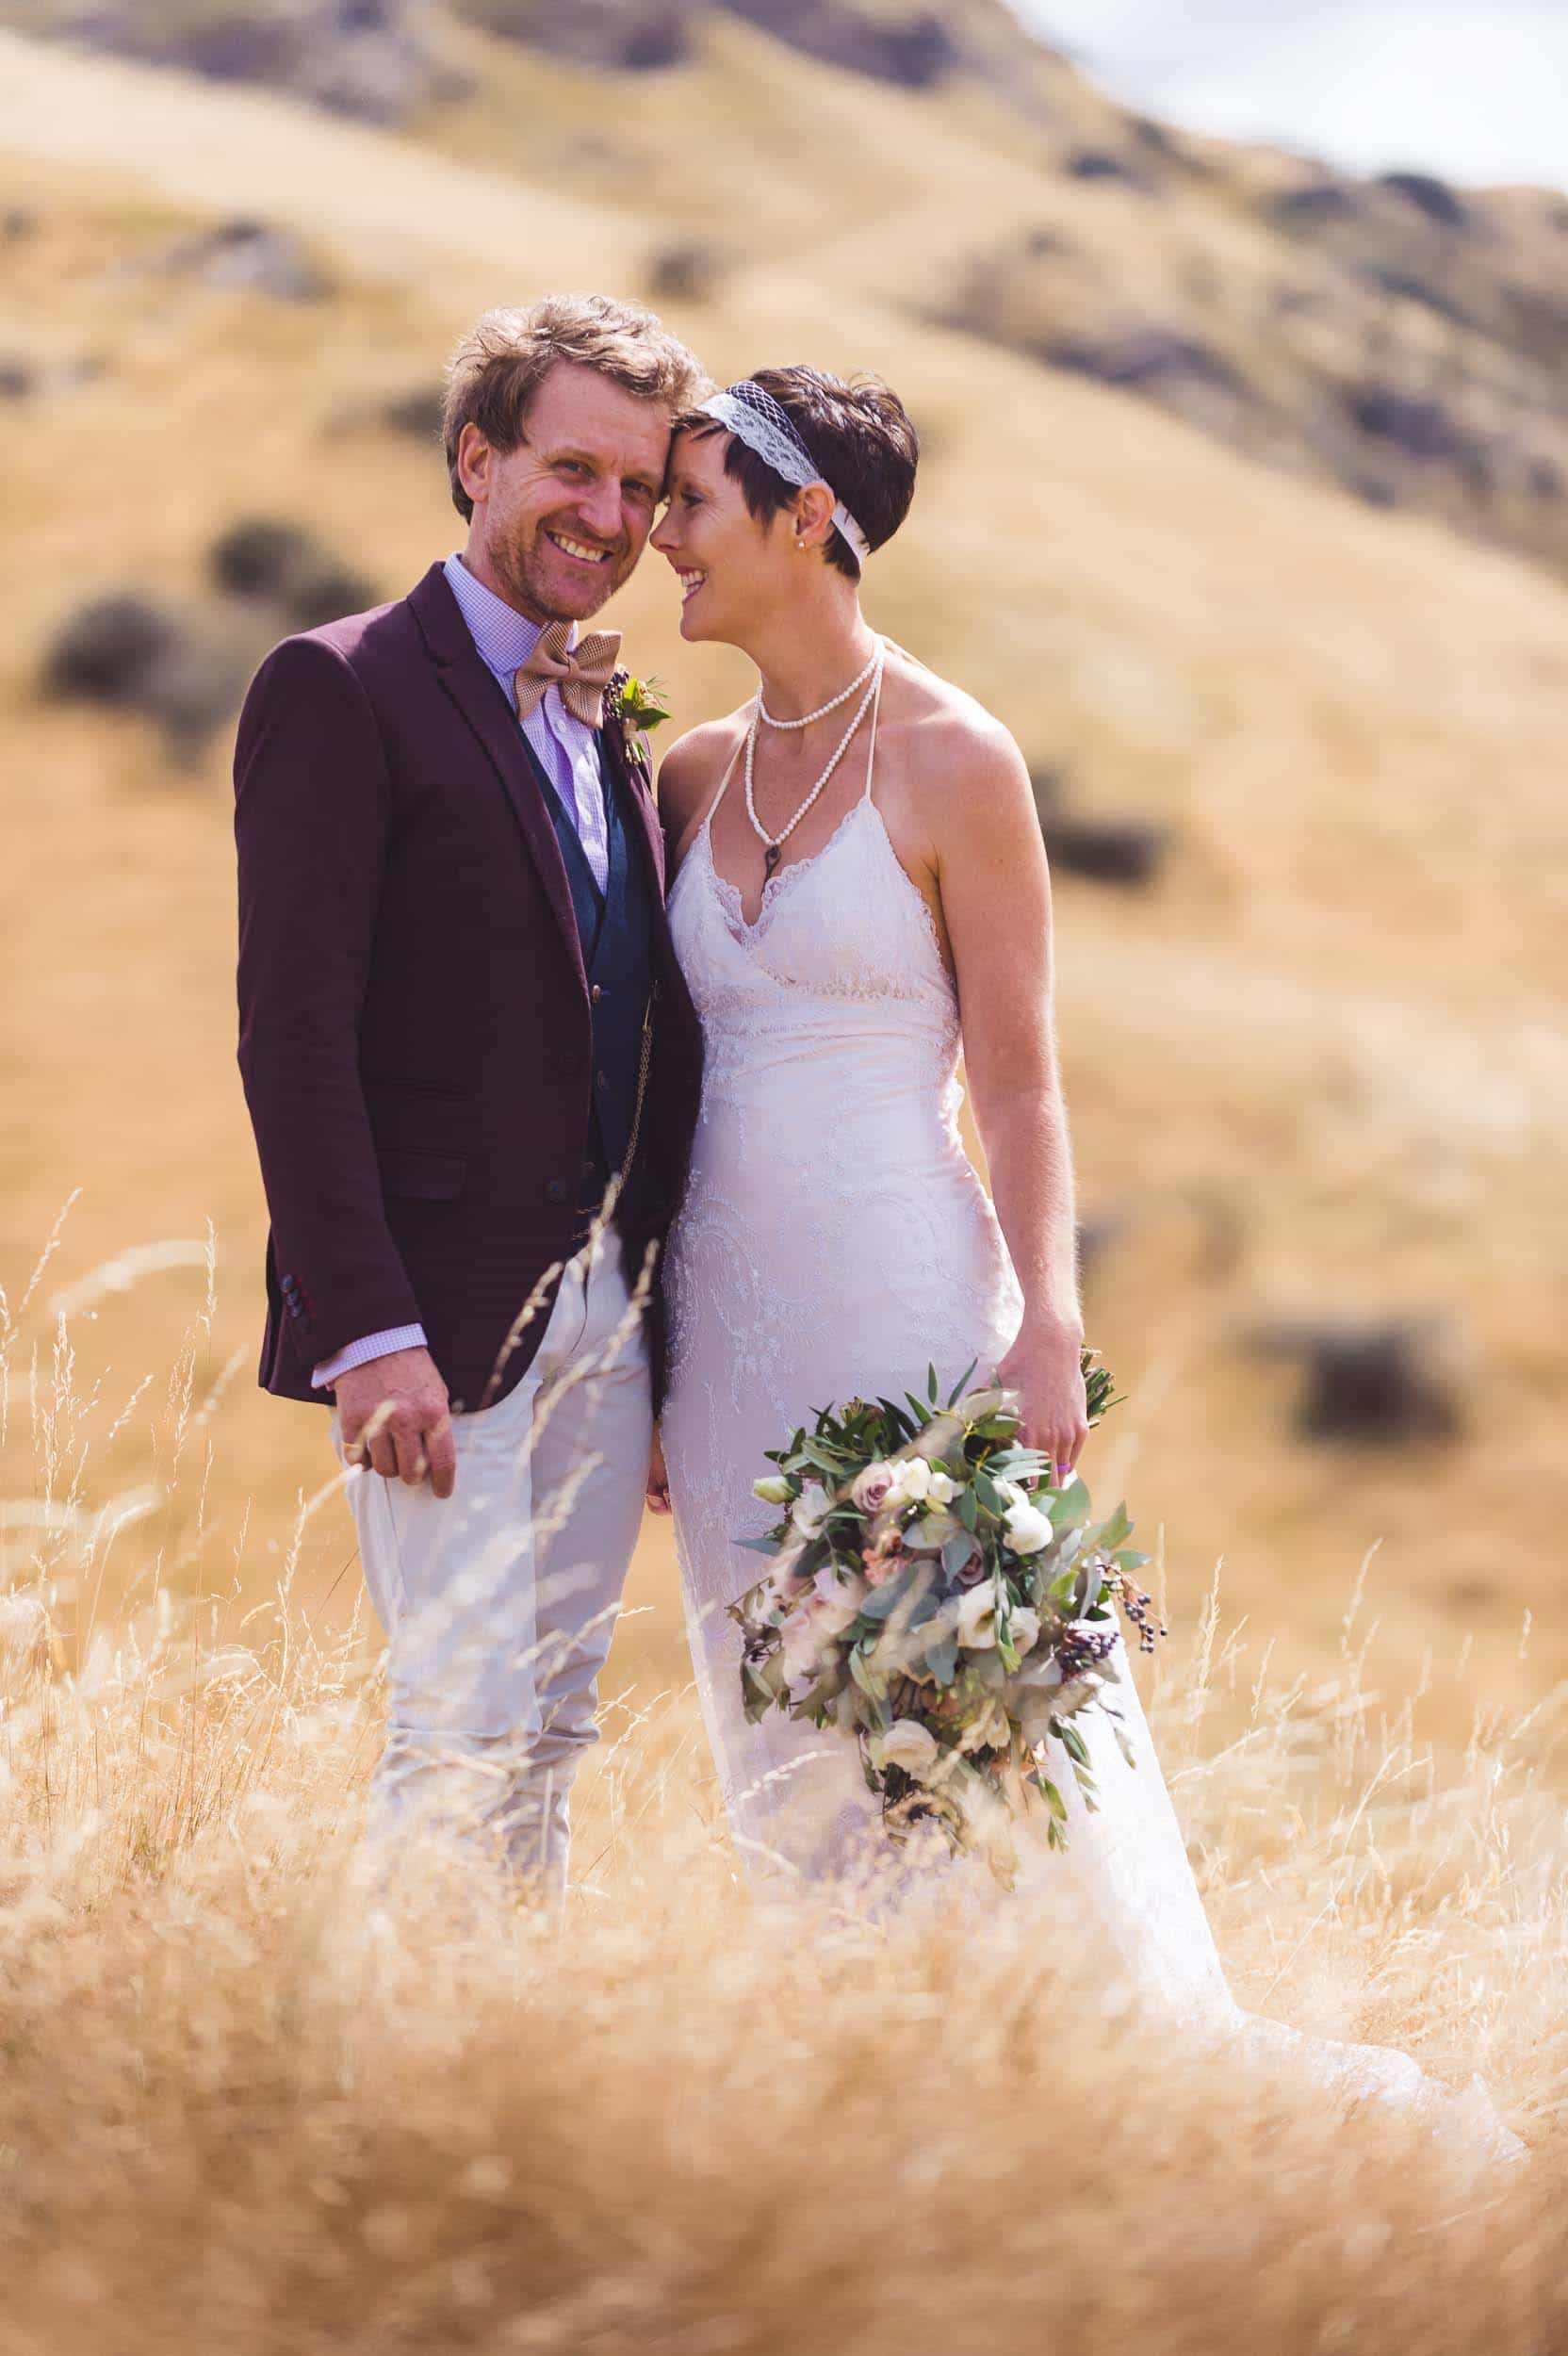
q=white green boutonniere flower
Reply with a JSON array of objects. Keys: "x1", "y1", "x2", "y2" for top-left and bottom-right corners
[{"x1": 612, "y1": 673, "x2": 672, "y2": 769}]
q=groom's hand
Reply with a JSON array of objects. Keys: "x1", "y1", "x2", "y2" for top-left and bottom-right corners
[{"x1": 336, "y1": 1347, "x2": 456, "y2": 1498}]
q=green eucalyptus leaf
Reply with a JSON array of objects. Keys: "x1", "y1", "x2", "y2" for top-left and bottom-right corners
[
  {"x1": 924, "y1": 1634, "x2": 958, "y2": 1684},
  {"x1": 1056, "y1": 1719, "x2": 1091, "y2": 1768},
  {"x1": 857, "y1": 1571, "x2": 916, "y2": 1623}
]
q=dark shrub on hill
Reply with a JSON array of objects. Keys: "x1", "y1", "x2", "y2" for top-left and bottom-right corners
[
  {"x1": 1377, "y1": 171, "x2": 1474, "y2": 234},
  {"x1": 726, "y1": 0, "x2": 957, "y2": 88},
  {"x1": 1359, "y1": 262, "x2": 1475, "y2": 329},
  {"x1": 1270, "y1": 177, "x2": 1364, "y2": 229},
  {"x1": 1256, "y1": 1315, "x2": 1465, "y2": 1444},
  {"x1": 1344, "y1": 384, "x2": 1483, "y2": 466},
  {"x1": 1066, "y1": 149, "x2": 1152, "y2": 192},
  {"x1": 210, "y1": 520, "x2": 375, "y2": 630},
  {"x1": 381, "y1": 386, "x2": 445, "y2": 441},
  {"x1": 455, "y1": 0, "x2": 694, "y2": 70},
  {"x1": 161, "y1": 218, "x2": 331, "y2": 303},
  {"x1": 1043, "y1": 328, "x2": 1252, "y2": 401},
  {"x1": 646, "y1": 242, "x2": 727, "y2": 303},
  {"x1": 41, "y1": 593, "x2": 245, "y2": 765},
  {"x1": 1041, "y1": 816, "x2": 1171, "y2": 888},
  {"x1": 43, "y1": 595, "x2": 182, "y2": 707}
]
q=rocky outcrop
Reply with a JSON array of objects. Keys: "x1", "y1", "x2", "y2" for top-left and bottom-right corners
[
  {"x1": 451, "y1": 0, "x2": 696, "y2": 72},
  {"x1": 20, "y1": 0, "x2": 463, "y2": 123},
  {"x1": 722, "y1": 0, "x2": 956, "y2": 88}
]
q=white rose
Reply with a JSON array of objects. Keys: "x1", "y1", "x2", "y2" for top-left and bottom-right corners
[
  {"x1": 874, "y1": 1719, "x2": 940, "y2": 1779},
  {"x1": 1004, "y1": 1500, "x2": 1054, "y2": 1556},
  {"x1": 1006, "y1": 1606, "x2": 1042, "y2": 1656},
  {"x1": 893, "y1": 1457, "x2": 933, "y2": 1504},
  {"x1": 753, "y1": 1473, "x2": 793, "y2": 1507},
  {"x1": 957, "y1": 1698, "x2": 1013, "y2": 1755},
  {"x1": 791, "y1": 1481, "x2": 833, "y2": 1538},
  {"x1": 925, "y1": 1468, "x2": 959, "y2": 1506},
  {"x1": 956, "y1": 1585, "x2": 1000, "y2": 1648}
]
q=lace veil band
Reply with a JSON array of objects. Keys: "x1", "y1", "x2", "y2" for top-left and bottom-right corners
[{"x1": 697, "y1": 382, "x2": 873, "y2": 566}]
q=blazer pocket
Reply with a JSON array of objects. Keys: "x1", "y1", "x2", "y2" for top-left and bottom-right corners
[{"x1": 379, "y1": 1149, "x2": 467, "y2": 1202}]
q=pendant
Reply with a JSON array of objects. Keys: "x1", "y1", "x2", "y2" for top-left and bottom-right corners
[{"x1": 763, "y1": 841, "x2": 783, "y2": 879}]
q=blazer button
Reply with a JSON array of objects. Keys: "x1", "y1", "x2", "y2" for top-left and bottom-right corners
[
  {"x1": 591, "y1": 983, "x2": 603, "y2": 1004},
  {"x1": 546, "y1": 1177, "x2": 568, "y2": 1204},
  {"x1": 596, "y1": 1070, "x2": 609, "y2": 1091}
]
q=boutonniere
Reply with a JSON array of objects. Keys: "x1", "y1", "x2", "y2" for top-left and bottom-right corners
[{"x1": 609, "y1": 671, "x2": 672, "y2": 775}]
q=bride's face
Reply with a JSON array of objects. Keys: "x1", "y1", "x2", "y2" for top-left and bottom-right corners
[{"x1": 650, "y1": 429, "x2": 793, "y2": 643}]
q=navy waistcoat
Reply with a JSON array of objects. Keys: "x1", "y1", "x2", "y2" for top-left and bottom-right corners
[{"x1": 520, "y1": 732, "x2": 657, "y2": 1218}]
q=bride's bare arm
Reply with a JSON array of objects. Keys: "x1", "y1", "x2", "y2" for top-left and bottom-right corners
[{"x1": 925, "y1": 717, "x2": 1089, "y2": 1478}]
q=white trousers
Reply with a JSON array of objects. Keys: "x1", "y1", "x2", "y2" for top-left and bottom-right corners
[{"x1": 333, "y1": 1229, "x2": 653, "y2": 1893}]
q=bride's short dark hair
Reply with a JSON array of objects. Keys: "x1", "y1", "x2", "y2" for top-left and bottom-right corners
[{"x1": 681, "y1": 367, "x2": 919, "y2": 578}]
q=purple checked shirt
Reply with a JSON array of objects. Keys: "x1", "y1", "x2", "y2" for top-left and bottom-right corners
[{"x1": 312, "y1": 553, "x2": 610, "y2": 1389}]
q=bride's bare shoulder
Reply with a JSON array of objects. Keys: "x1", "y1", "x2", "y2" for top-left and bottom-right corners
[
  {"x1": 880, "y1": 643, "x2": 1032, "y2": 817},
  {"x1": 657, "y1": 708, "x2": 750, "y2": 848}
]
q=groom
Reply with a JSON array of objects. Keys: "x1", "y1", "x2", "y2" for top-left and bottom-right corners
[{"x1": 234, "y1": 294, "x2": 707, "y2": 1888}]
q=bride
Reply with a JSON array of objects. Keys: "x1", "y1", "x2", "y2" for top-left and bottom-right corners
[{"x1": 643, "y1": 369, "x2": 1523, "y2": 2159}]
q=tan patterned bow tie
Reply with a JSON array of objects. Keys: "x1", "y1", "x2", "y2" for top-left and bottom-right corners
[{"x1": 512, "y1": 622, "x2": 622, "y2": 730}]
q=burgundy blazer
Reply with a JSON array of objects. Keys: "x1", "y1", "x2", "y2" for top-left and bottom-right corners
[{"x1": 233, "y1": 561, "x2": 703, "y2": 1414}]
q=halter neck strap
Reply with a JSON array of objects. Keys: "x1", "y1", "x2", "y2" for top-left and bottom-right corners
[
  {"x1": 703, "y1": 728, "x2": 747, "y2": 829},
  {"x1": 860, "y1": 643, "x2": 886, "y2": 805}
]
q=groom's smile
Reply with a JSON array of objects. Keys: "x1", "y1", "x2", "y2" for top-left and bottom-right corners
[
  {"x1": 545, "y1": 531, "x2": 614, "y2": 569},
  {"x1": 455, "y1": 358, "x2": 672, "y2": 626}
]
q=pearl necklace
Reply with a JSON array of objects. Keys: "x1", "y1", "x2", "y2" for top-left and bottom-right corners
[
  {"x1": 757, "y1": 643, "x2": 880, "y2": 730},
  {"x1": 745, "y1": 644, "x2": 885, "y2": 879}
]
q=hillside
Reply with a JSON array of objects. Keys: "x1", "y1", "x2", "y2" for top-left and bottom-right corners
[{"x1": 1, "y1": 17, "x2": 1565, "y2": 1758}]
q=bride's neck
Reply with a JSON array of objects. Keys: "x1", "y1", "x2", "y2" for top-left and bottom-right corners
[{"x1": 743, "y1": 597, "x2": 880, "y2": 724}]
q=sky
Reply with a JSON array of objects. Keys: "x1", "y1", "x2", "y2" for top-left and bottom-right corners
[{"x1": 1015, "y1": 0, "x2": 1568, "y2": 192}]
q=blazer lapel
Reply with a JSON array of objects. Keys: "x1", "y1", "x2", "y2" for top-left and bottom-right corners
[
  {"x1": 407, "y1": 563, "x2": 587, "y2": 990},
  {"x1": 601, "y1": 706, "x2": 667, "y2": 900}
]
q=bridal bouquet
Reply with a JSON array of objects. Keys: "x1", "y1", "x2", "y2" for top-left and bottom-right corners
[{"x1": 729, "y1": 1356, "x2": 1164, "y2": 1878}]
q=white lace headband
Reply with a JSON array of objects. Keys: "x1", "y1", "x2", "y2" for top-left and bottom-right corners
[{"x1": 697, "y1": 381, "x2": 873, "y2": 566}]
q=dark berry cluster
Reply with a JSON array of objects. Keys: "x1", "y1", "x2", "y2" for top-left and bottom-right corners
[
  {"x1": 1058, "y1": 1624, "x2": 1122, "y2": 1678},
  {"x1": 1115, "y1": 1580, "x2": 1168, "y2": 1656}
]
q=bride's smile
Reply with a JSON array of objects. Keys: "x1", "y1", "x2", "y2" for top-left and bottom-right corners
[{"x1": 651, "y1": 425, "x2": 807, "y2": 643}]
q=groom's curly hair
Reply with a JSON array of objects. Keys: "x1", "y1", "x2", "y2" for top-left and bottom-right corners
[
  {"x1": 442, "y1": 294, "x2": 709, "y2": 520},
  {"x1": 678, "y1": 367, "x2": 920, "y2": 578}
]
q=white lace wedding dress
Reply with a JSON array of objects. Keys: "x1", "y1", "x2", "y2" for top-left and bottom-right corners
[{"x1": 659, "y1": 664, "x2": 1523, "y2": 2166}]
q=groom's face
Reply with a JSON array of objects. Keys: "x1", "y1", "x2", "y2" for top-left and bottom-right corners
[{"x1": 459, "y1": 360, "x2": 672, "y2": 624}]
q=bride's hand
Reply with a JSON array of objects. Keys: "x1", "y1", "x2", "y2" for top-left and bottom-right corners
[
  {"x1": 645, "y1": 1426, "x2": 673, "y2": 1515},
  {"x1": 996, "y1": 1320, "x2": 1089, "y2": 1487}
]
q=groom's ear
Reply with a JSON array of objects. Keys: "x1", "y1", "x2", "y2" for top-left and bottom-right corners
[{"x1": 456, "y1": 421, "x2": 494, "y2": 510}]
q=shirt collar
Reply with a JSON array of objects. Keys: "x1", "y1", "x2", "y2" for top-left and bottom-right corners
[{"x1": 443, "y1": 552, "x2": 575, "y2": 680}]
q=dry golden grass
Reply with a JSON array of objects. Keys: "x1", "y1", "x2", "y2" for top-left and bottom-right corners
[
  {"x1": 0, "y1": 32, "x2": 1554, "y2": 1819},
  {"x1": 0, "y1": 1272, "x2": 1563, "y2": 2354}
]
